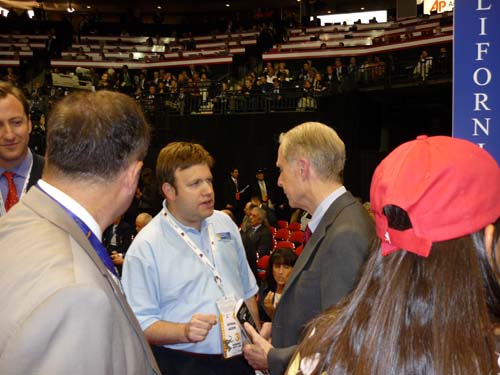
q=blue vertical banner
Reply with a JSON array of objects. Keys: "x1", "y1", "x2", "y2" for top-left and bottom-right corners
[{"x1": 453, "y1": 0, "x2": 500, "y2": 164}]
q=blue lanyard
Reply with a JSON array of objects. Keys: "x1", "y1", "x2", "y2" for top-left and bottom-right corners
[{"x1": 36, "y1": 185, "x2": 119, "y2": 277}]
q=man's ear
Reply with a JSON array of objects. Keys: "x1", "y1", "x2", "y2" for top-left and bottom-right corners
[
  {"x1": 123, "y1": 160, "x2": 143, "y2": 194},
  {"x1": 162, "y1": 182, "x2": 176, "y2": 201},
  {"x1": 296, "y1": 158, "x2": 310, "y2": 180}
]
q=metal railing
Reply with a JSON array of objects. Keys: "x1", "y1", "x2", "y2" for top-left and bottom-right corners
[
  {"x1": 28, "y1": 55, "x2": 452, "y2": 123},
  {"x1": 138, "y1": 88, "x2": 322, "y2": 116}
]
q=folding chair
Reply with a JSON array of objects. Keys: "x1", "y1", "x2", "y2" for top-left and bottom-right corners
[
  {"x1": 275, "y1": 241, "x2": 295, "y2": 251},
  {"x1": 274, "y1": 228, "x2": 290, "y2": 241},
  {"x1": 277, "y1": 220, "x2": 288, "y2": 229},
  {"x1": 289, "y1": 230, "x2": 305, "y2": 247},
  {"x1": 288, "y1": 222, "x2": 302, "y2": 232},
  {"x1": 257, "y1": 255, "x2": 270, "y2": 281}
]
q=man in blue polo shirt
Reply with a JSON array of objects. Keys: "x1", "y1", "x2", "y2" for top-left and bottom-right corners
[{"x1": 122, "y1": 141, "x2": 259, "y2": 375}]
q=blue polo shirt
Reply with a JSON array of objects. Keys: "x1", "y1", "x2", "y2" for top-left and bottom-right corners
[{"x1": 122, "y1": 203, "x2": 258, "y2": 354}]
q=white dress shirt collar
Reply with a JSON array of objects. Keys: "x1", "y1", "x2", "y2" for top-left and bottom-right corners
[
  {"x1": 308, "y1": 186, "x2": 347, "y2": 233},
  {"x1": 38, "y1": 179, "x2": 103, "y2": 240}
]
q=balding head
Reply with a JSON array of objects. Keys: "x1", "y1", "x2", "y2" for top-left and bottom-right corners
[{"x1": 135, "y1": 212, "x2": 153, "y2": 232}]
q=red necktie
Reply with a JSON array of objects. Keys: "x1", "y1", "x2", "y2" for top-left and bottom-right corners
[
  {"x1": 304, "y1": 225, "x2": 312, "y2": 245},
  {"x1": 3, "y1": 171, "x2": 18, "y2": 211}
]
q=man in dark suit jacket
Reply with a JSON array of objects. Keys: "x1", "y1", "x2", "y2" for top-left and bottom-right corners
[
  {"x1": 324, "y1": 64, "x2": 336, "y2": 90},
  {"x1": 243, "y1": 122, "x2": 375, "y2": 375},
  {"x1": 333, "y1": 57, "x2": 347, "y2": 83},
  {"x1": 0, "y1": 82, "x2": 44, "y2": 217},
  {"x1": 223, "y1": 167, "x2": 240, "y2": 211},
  {"x1": 103, "y1": 216, "x2": 135, "y2": 254},
  {"x1": 250, "y1": 195, "x2": 278, "y2": 228},
  {"x1": 251, "y1": 169, "x2": 273, "y2": 206},
  {"x1": 241, "y1": 206, "x2": 274, "y2": 280},
  {"x1": 103, "y1": 215, "x2": 136, "y2": 275}
]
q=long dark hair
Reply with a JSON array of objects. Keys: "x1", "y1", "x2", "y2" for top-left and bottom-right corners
[{"x1": 292, "y1": 207, "x2": 500, "y2": 375}]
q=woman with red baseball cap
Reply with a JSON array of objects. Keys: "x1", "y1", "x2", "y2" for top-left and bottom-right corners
[{"x1": 286, "y1": 135, "x2": 500, "y2": 375}]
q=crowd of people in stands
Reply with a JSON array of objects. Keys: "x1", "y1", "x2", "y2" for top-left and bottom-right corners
[
  {"x1": 2, "y1": 41, "x2": 451, "y2": 123},
  {"x1": 2, "y1": 28, "x2": 500, "y2": 374},
  {"x1": 0, "y1": 4, "x2": 453, "y2": 124}
]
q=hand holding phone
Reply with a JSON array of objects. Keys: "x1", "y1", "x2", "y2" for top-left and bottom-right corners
[{"x1": 235, "y1": 299, "x2": 257, "y2": 342}]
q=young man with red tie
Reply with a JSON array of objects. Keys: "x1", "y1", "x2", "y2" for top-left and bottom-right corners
[{"x1": 0, "y1": 82, "x2": 44, "y2": 216}]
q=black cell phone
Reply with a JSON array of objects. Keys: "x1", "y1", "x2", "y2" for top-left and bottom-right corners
[{"x1": 235, "y1": 299, "x2": 257, "y2": 342}]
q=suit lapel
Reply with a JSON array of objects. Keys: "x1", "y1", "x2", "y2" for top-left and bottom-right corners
[
  {"x1": 281, "y1": 225, "x2": 323, "y2": 296},
  {"x1": 281, "y1": 192, "x2": 355, "y2": 296},
  {"x1": 24, "y1": 188, "x2": 111, "y2": 276},
  {"x1": 23, "y1": 188, "x2": 158, "y2": 368}
]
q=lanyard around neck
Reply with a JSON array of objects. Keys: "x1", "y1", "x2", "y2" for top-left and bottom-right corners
[
  {"x1": 162, "y1": 208, "x2": 226, "y2": 297},
  {"x1": 36, "y1": 185, "x2": 119, "y2": 278}
]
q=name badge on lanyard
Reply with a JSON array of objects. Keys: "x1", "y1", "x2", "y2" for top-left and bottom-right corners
[
  {"x1": 162, "y1": 209, "x2": 243, "y2": 357},
  {"x1": 216, "y1": 296, "x2": 243, "y2": 358}
]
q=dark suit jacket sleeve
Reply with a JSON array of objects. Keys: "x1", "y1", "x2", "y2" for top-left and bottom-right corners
[
  {"x1": 223, "y1": 178, "x2": 237, "y2": 207},
  {"x1": 250, "y1": 182, "x2": 260, "y2": 200},
  {"x1": 119, "y1": 222, "x2": 135, "y2": 253},
  {"x1": 241, "y1": 231, "x2": 258, "y2": 280},
  {"x1": 27, "y1": 153, "x2": 45, "y2": 189},
  {"x1": 268, "y1": 345, "x2": 297, "y2": 375},
  {"x1": 102, "y1": 226, "x2": 112, "y2": 248},
  {"x1": 255, "y1": 227, "x2": 273, "y2": 256}
]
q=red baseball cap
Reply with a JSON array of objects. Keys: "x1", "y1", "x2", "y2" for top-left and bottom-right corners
[{"x1": 370, "y1": 135, "x2": 500, "y2": 257}]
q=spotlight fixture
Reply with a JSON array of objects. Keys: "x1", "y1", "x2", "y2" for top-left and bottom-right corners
[
  {"x1": 225, "y1": 3, "x2": 230, "y2": 7},
  {"x1": 67, "y1": 1, "x2": 75, "y2": 12}
]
